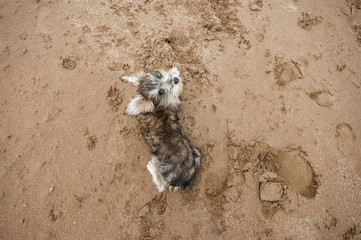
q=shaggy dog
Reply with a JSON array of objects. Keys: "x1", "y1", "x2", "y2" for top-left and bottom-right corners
[{"x1": 121, "y1": 67, "x2": 201, "y2": 192}]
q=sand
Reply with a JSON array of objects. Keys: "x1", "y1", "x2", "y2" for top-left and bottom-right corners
[{"x1": 1, "y1": 0, "x2": 361, "y2": 239}]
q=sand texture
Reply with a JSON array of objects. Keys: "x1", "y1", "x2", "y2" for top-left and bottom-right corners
[{"x1": 1, "y1": 0, "x2": 361, "y2": 239}]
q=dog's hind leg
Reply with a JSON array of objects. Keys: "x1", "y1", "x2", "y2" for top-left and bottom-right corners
[{"x1": 147, "y1": 156, "x2": 166, "y2": 192}]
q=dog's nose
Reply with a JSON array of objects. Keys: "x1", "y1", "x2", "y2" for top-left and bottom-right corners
[{"x1": 173, "y1": 77, "x2": 179, "y2": 84}]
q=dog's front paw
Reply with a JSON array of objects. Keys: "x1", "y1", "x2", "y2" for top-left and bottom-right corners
[{"x1": 120, "y1": 76, "x2": 140, "y2": 86}]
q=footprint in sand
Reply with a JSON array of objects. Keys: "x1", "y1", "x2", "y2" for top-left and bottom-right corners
[
  {"x1": 61, "y1": 57, "x2": 77, "y2": 70},
  {"x1": 343, "y1": 225, "x2": 361, "y2": 240},
  {"x1": 309, "y1": 91, "x2": 336, "y2": 107},
  {"x1": 274, "y1": 59, "x2": 303, "y2": 86},
  {"x1": 239, "y1": 38, "x2": 252, "y2": 50},
  {"x1": 86, "y1": 135, "x2": 98, "y2": 150},
  {"x1": 336, "y1": 123, "x2": 361, "y2": 176},
  {"x1": 261, "y1": 149, "x2": 319, "y2": 198},
  {"x1": 204, "y1": 164, "x2": 229, "y2": 217},
  {"x1": 297, "y1": 12, "x2": 323, "y2": 30},
  {"x1": 107, "y1": 85, "x2": 123, "y2": 112},
  {"x1": 148, "y1": 193, "x2": 167, "y2": 215}
]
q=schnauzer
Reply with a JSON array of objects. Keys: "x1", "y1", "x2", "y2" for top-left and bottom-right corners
[{"x1": 121, "y1": 67, "x2": 201, "y2": 192}]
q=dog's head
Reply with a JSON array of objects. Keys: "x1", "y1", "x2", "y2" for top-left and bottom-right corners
[{"x1": 125, "y1": 67, "x2": 183, "y2": 116}]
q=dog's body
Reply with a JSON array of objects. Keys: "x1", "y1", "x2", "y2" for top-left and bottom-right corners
[{"x1": 121, "y1": 67, "x2": 201, "y2": 192}]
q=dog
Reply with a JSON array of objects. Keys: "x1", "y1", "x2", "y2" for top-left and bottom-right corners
[{"x1": 120, "y1": 67, "x2": 201, "y2": 192}]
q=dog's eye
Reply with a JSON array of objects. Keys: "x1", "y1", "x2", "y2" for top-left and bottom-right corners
[
  {"x1": 154, "y1": 71, "x2": 162, "y2": 79},
  {"x1": 159, "y1": 89, "x2": 164, "y2": 95},
  {"x1": 173, "y1": 77, "x2": 179, "y2": 84}
]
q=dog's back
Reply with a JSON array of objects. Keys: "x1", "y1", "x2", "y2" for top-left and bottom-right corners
[{"x1": 138, "y1": 107, "x2": 201, "y2": 191}]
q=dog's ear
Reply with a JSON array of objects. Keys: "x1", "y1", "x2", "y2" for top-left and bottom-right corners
[{"x1": 125, "y1": 95, "x2": 154, "y2": 116}]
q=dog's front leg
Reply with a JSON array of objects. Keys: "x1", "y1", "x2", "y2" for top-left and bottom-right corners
[{"x1": 120, "y1": 71, "x2": 145, "y2": 87}]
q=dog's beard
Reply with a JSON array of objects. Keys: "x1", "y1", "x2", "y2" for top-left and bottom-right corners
[{"x1": 161, "y1": 82, "x2": 183, "y2": 107}]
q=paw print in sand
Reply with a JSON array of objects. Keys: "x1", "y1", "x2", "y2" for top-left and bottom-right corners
[{"x1": 107, "y1": 85, "x2": 123, "y2": 112}]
